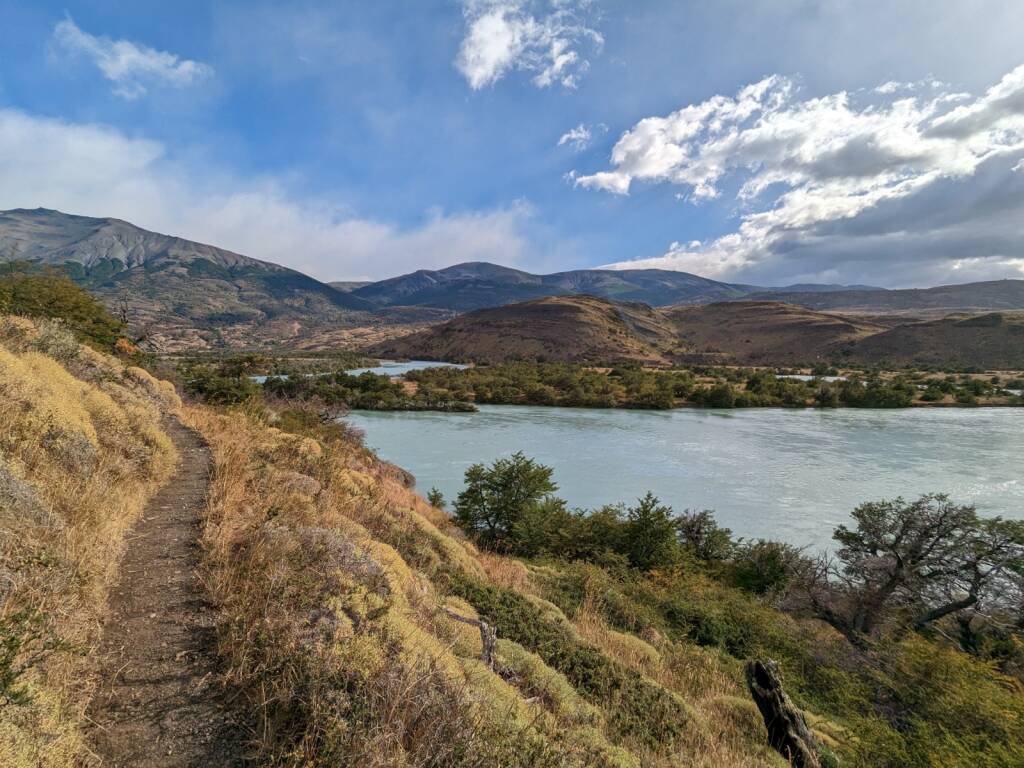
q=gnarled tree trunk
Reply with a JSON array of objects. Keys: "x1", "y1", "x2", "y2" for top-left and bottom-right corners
[
  {"x1": 745, "y1": 659, "x2": 822, "y2": 768},
  {"x1": 442, "y1": 607, "x2": 498, "y2": 669}
]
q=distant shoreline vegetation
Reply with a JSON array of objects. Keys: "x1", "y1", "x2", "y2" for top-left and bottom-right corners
[
  {"x1": 405, "y1": 361, "x2": 1024, "y2": 410},
  {"x1": 180, "y1": 356, "x2": 1024, "y2": 410}
]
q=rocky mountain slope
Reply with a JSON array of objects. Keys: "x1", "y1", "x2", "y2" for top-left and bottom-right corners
[{"x1": 0, "y1": 208, "x2": 374, "y2": 349}]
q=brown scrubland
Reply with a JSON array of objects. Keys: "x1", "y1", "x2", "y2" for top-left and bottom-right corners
[{"x1": 0, "y1": 317, "x2": 178, "y2": 765}]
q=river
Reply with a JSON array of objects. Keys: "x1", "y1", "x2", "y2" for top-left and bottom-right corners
[{"x1": 346, "y1": 405, "x2": 1024, "y2": 548}]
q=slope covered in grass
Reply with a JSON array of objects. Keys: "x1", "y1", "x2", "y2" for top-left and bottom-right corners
[
  {"x1": 0, "y1": 316, "x2": 179, "y2": 766},
  {"x1": 187, "y1": 402, "x2": 1024, "y2": 767}
]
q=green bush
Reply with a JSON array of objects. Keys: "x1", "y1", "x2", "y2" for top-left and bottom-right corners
[{"x1": 0, "y1": 266, "x2": 123, "y2": 349}]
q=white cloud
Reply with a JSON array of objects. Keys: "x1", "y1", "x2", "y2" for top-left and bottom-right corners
[
  {"x1": 874, "y1": 80, "x2": 910, "y2": 94},
  {"x1": 52, "y1": 18, "x2": 212, "y2": 99},
  {"x1": 456, "y1": 0, "x2": 603, "y2": 90},
  {"x1": 0, "y1": 108, "x2": 534, "y2": 280},
  {"x1": 576, "y1": 65, "x2": 1024, "y2": 284},
  {"x1": 558, "y1": 122, "x2": 605, "y2": 150}
]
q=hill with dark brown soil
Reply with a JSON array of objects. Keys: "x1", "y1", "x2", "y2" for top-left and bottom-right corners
[
  {"x1": 368, "y1": 295, "x2": 677, "y2": 364},
  {"x1": 664, "y1": 301, "x2": 886, "y2": 365},
  {"x1": 368, "y1": 296, "x2": 1024, "y2": 369},
  {"x1": 844, "y1": 312, "x2": 1024, "y2": 368}
]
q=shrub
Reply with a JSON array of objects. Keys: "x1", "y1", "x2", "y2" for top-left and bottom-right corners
[{"x1": 0, "y1": 267, "x2": 123, "y2": 349}]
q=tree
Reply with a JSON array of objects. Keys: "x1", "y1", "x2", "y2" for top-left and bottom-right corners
[
  {"x1": 453, "y1": 452, "x2": 557, "y2": 550},
  {"x1": 798, "y1": 494, "x2": 1024, "y2": 648},
  {"x1": 426, "y1": 487, "x2": 445, "y2": 510},
  {"x1": 676, "y1": 509, "x2": 734, "y2": 561},
  {"x1": 0, "y1": 266, "x2": 123, "y2": 349},
  {"x1": 624, "y1": 492, "x2": 680, "y2": 571}
]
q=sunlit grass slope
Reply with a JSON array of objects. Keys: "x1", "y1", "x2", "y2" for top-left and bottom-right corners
[
  {"x1": 189, "y1": 402, "x2": 1024, "y2": 768},
  {"x1": 186, "y1": 405, "x2": 793, "y2": 766},
  {"x1": 0, "y1": 316, "x2": 178, "y2": 766}
]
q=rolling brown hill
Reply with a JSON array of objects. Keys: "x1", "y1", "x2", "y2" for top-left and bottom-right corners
[
  {"x1": 845, "y1": 312, "x2": 1024, "y2": 368},
  {"x1": 367, "y1": 295, "x2": 1024, "y2": 369},
  {"x1": 664, "y1": 301, "x2": 886, "y2": 365},
  {"x1": 368, "y1": 295, "x2": 677, "y2": 364}
]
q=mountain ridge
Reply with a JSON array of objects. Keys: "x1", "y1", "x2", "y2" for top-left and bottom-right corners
[{"x1": 0, "y1": 208, "x2": 374, "y2": 349}]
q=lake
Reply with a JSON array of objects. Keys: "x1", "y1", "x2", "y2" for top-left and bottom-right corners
[
  {"x1": 346, "y1": 405, "x2": 1024, "y2": 549},
  {"x1": 252, "y1": 360, "x2": 465, "y2": 383},
  {"x1": 347, "y1": 360, "x2": 468, "y2": 377}
]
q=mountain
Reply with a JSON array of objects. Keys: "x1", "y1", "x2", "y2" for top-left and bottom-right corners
[
  {"x1": 368, "y1": 295, "x2": 1024, "y2": 368},
  {"x1": 368, "y1": 295, "x2": 677, "y2": 364},
  {"x1": 354, "y1": 261, "x2": 1024, "y2": 317},
  {"x1": 329, "y1": 280, "x2": 373, "y2": 292},
  {"x1": 351, "y1": 261, "x2": 752, "y2": 310},
  {"x1": 745, "y1": 280, "x2": 1024, "y2": 313},
  {"x1": 0, "y1": 208, "x2": 373, "y2": 349}
]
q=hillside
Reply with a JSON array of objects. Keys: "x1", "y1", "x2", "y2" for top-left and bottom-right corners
[
  {"x1": 351, "y1": 261, "x2": 752, "y2": 310},
  {"x1": 0, "y1": 208, "x2": 374, "y2": 349},
  {"x1": 368, "y1": 295, "x2": 1024, "y2": 368},
  {"x1": 368, "y1": 295, "x2": 677, "y2": 364},
  {"x1": 664, "y1": 301, "x2": 886, "y2": 365},
  {"x1": 846, "y1": 311, "x2": 1024, "y2": 368},
  {"x1": 747, "y1": 279, "x2": 1024, "y2": 313},
  {"x1": 0, "y1": 316, "x2": 179, "y2": 764},
  {"x1": 179, "y1": 392, "x2": 1024, "y2": 767}
]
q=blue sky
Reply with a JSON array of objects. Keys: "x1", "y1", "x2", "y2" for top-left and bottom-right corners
[{"x1": 1, "y1": 1, "x2": 1023, "y2": 286}]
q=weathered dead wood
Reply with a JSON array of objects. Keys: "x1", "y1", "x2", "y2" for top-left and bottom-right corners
[
  {"x1": 745, "y1": 659, "x2": 822, "y2": 768},
  {"x1": 442, "y1": 607, "x2": 498, "y2": 669}
]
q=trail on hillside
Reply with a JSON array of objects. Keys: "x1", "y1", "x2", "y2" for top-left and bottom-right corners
[{"x1": 86, "y1": 419, "x2": 248, "y2": 767}]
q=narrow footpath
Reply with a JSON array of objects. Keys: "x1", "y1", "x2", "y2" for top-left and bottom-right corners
[{"x1": 86, "y1": 419, "x2": 248, "y2": 767}]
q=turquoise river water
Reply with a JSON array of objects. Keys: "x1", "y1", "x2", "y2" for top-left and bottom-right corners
[{"x1": 347, "y1": 405, "x2": 1024, "y2": 548}]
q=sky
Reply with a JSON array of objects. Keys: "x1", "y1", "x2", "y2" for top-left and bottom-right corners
[{"x1": 1, "y1": 1, "x2": 1023, "y2": 287}]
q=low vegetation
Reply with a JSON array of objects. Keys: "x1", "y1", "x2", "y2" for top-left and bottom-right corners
[
  {"x1": 0, "y1": 315, "x2": 178, "y2": 766},
  {"x1": 409, "y1": 361, "x2": 1023, "y2": 410},
  {"x1": 0, "y1": 265, "x2": 126, "y2": 350},
  {"x1": 180, "y1": 355, "x2": 477, "y2": 411},
  {"x1": 178, "y1": 394, "x2": 1024, "y2": 766}
]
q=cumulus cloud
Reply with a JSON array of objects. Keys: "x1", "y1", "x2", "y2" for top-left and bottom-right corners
[
  {"x1": 456, "y1": 0, "x2": 603, "y2": 90},
  {"x1": 557, "y1": 121, "x2": 605, "y2": 150},
  {"x1": 0, "y1": 108, "x2": 533, "y2": 280},
  {"x1": 576, "y1": 65, "x2": 1024, "y2": 285},
  {"x1": 52, "y1": 18, "x2": 212, "y2": 99}
]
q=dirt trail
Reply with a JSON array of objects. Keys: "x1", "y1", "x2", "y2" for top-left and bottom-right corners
[{"x1": 87, "y1": 418, "x2": 248, "y2": 767}]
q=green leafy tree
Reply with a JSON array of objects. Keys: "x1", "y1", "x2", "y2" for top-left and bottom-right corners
[
  {"x1": 676, "y1": 509, "x2": 734, "y2": 561},
  {"x1": 624, "y1": 492, "x2": 680, "y2": 571},
  {"x1": 800, "y1": 494, "x2": 1024, "y2": 647},
  {"x1": 427, "y1": 487, "x2": 445, "y2": 509},
  {"x1": 453, "y1": 452, "x2": 558, "y2": 550},
  {"x1": 0, "y1": 266, "x2": 123, "y2": 349}
]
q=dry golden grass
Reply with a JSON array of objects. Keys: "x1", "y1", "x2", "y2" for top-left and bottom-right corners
[
  {"x1": 184, "y1": 401, "x2": 794, "y2": 767},
  {"x1": 0, "y1": 317, "x2": 178, "y2": 767}
]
